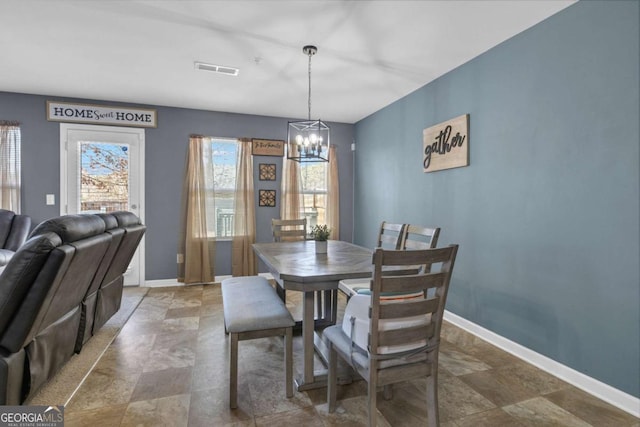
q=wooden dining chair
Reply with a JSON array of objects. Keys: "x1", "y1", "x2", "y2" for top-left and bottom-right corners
[
  {"x1": 271, "y1": 218, "x2": 333, "y2": 319},
  {"x1": 339, "y1": 223, "x2": 441, "y2": 298},
  {"x1": 325, "y1": 245, "x2": 459, "y2": 427},
  {"x1": 338, "y1": 221, "x2": 405, "y2": 298},
  {"x1": 271, "y1": 218, "x2": 308, "y2": 241},
  {"x1": 271, "y1": 218, "x2": 308, "y2": 302}
]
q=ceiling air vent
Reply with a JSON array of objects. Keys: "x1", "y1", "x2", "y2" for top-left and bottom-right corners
[{"x1": 194, "y1": 61, "x2": 239, "y2": 76}]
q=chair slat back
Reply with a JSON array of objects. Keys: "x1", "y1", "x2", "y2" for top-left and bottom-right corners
[
  {"x1": 377, "y1": 222, "x2": 404, "y2": 249},
  {"x1": 368, "y1": 245, "x2": 458, "y2": 357},
  {"x1": 379, "y1": 272, "x2": 447, "y2": 294},
  {"x1": 271, "y1": 218, "x2": 307, "y2": 242},
  {"x1": 401, "y1": 225, "x2": 441, "y2": 275},
  {"x1": 401, "y1": 225, "x2": 440, "y2": 250},
  {"x1": 378, "y1": 323, "x2": 436, "y2": 348},
  {"x1": 378, "y1": 297, "x2": 439, "y2": 320}
]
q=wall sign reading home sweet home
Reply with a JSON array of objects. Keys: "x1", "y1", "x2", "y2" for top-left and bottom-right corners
[
  {"x1": 423, "y1": 114, "x2": 469, "y2": 173},
  {"x1": 46, "y1": 101, "x2": 157, "y2": 128}
]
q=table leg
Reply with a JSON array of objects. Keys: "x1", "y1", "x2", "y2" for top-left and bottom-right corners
[
  {"x1": 295, "y1": 289, "x2": 357, "y2": 391},
  {"x1": 315, "y1": 290, "x2": 322, "y2": 319},
  {"x1": 302, "y1": 290, "x2": 315, "y2": 385},
  {"x1": 322, "y1": 289, "x2": 337, "y2": 324}
]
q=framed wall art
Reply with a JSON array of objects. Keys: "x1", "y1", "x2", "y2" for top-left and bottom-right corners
[
  {"x1": 258, "y1": 190, "x2": 276, "y2": 207},
  {"x1": 423, "y1": 114, "x2": 469, "y2": 173},
  {"x1": 252, "y1": 139, "x2": 285, "y2": 157},
  {"x1": 259, "y1": 163, "x2": 276, "y2": 181}
]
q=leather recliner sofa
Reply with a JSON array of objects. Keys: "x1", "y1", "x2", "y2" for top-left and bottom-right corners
[
  {"x1": 0, "y1": 211, "x2": 145, "y2": 404},
  {"x1": 78, "y1": 212, "x2": 146, "y2": 351},
  {"x1": 0, "y1": 209, "x2": 31, "y2": 267}
]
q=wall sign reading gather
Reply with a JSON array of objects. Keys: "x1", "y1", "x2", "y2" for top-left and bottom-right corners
[
  {"x1": 46, "y1": 101, "x2": 157, "y2": 128},
  {"x1": 423, "y1": 114, "x2": 469, "y2": 173}
]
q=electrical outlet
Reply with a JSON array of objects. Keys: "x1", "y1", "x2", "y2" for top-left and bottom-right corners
[
  {"x1": 46, "y1": 194, "x2": 55, "y2": 205},
  {"x1": 177, "y1": 253, "x2": 184, "y2": 264}
]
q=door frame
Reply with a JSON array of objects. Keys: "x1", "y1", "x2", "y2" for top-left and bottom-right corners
[{"x1": 59, "y1": 123, "x2": 146, "y2": 286}]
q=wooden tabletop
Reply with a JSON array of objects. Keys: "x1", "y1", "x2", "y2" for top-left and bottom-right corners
[{"x1": 252, "y1": 240, "x2": 374, "y2": 286}]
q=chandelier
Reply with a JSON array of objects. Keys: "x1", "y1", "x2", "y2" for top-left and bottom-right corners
[{"x1": 287, "y1": 45, "x2": 330, "y2": 163}]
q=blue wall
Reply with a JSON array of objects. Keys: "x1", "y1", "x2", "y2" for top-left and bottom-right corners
[
  {"x1": 354, "y1": 1, "x2": 639, "y2": 397},
  {"x1": 0, "y1": 92, "x2": 355, "y2": 280}
]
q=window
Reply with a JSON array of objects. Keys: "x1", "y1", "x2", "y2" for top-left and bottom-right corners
[
  {"x1": 0, "y1": 123, "x2": 21, "y2": 212},
  {"x1": 79, "y1": 142, "x2": 130, "y2": 213},
  {"x1": 204, "y1": 138, "x2": 238, "y2": 238},
  {"x1": 299, "y1": 162, "x2": 327, "y2": 230}
]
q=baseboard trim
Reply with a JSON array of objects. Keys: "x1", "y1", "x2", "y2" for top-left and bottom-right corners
[
  {"x1": 444, "y1": 310, "x2": 640, "y2": 417},
  {"x1": 144, "y1": 273, "x2": 274, "y2": 288},
  {"x1": 143, "y1": 279, "x2": 181, "y2": 287}
]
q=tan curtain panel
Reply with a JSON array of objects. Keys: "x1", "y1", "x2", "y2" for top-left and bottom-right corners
[
  {"x1": 231, "y1": 138, "x2": 257, "y2": 276},
  {"x1": 280, "y1": 149, "x2": 302, "y2": 220},
  {"x1": 326, "y1": 145, "x2": 340, "y2": 240},
  {"x1": 0, "y1": 122, "x2": 21, "y2": 212},
  {"x1": 178, "y1": 135, "x2": 216, "y2": 284}
]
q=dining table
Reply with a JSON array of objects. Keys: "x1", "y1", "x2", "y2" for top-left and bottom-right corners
[{"x1": 252, "y1": 239, "x2": 375, "y2": 391}]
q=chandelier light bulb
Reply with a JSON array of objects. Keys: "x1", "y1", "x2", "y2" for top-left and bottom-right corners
[
  {"x1": 309, "y1": 133, "x2": 318, "y2": 143},
  {"x1": 295, "y1": 134, "x2": 303, "y2": 145}
]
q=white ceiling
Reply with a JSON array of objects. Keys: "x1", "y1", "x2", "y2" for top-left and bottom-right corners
[{"x1": 2, "y1": 0, "x2": 575, "y2": 124}]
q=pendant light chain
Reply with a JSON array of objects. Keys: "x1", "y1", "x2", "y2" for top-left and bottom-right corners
[{"x1": 307, "y1": 50, "x2": 312, "y2": 121}]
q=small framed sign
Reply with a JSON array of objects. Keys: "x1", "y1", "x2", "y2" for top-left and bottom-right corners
[
  {"x1": 252, "y1": 139, "x2": 285, "y2": 157},
  {"x1": 423, "y1": 114, "x2": 469, "y2": 173}
]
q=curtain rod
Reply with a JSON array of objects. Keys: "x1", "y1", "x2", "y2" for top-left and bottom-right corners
[{"x1": 0, "y1": 120, "x2": 20, "y2": 126}]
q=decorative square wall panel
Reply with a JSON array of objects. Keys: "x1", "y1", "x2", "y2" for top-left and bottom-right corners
[
  {"x1": 259, "y1": 163, "x2": 276, "y2": 181},
  {"x1": 259, "y1": 190, "x2": 276, "y2": 207}
]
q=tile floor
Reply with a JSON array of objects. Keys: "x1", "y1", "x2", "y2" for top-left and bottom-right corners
[{"x1": 64, "y1": 285, "x2": 639, "y2": 426}]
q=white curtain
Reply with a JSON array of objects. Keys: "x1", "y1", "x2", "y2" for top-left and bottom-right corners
[
  {"x1": 282, "y1": 145, "x2": 340, "y2": 238},
  {"x1": 0, "y1": 122, "x2": 21, "y2": 212},
  {"x1": 326, "y1": 145, "x2": 340, "y2": 239},
  {"x1": 232, "y1": 138, "x2": 257, "y2": 276},
  {"x1": 281, "y1": 147, "x2": 302, "y2": 220},
  {"x1": 178, "y1": 135, "x2": 216, "y2": 284}
]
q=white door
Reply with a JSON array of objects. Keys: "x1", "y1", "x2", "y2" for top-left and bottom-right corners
[{"x1": 60, "y1": 123, "x2": 145, "y2": 286}]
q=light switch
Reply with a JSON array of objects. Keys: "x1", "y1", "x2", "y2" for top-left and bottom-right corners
[{"x1": 46, "y1": 194, "x2": 55, "y2": 205}]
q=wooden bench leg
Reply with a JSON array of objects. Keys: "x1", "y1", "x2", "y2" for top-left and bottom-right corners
[
  {"x1": 230, "y1": 332, "x2": 238, "y2": 409},
  {"x1": 285, "y1": 327, "x2": 293, "y2": 398}
]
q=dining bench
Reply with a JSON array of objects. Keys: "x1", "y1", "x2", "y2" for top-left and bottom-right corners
[{"x1": 221, "y1": 276, "x2": 295, "y2": 408}]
